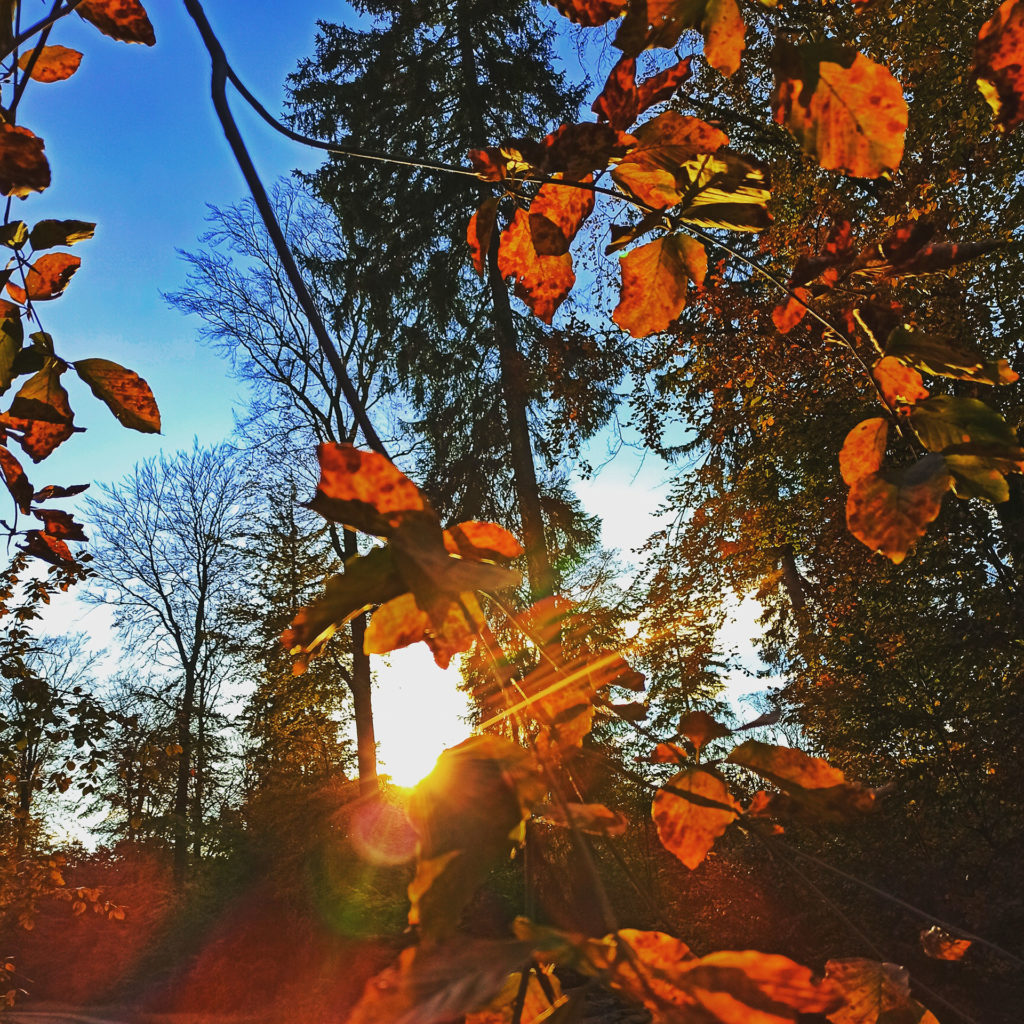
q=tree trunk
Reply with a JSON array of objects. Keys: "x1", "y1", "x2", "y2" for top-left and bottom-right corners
[
  {"x1": 172, "y1": 670, "x2": 197, "y2": 885},
  {"x1": 342, "y1": 527, "x2": 378, "y2": 794}
]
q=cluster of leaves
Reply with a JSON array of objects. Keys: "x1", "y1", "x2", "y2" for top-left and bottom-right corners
[
  {"x1": 285, "y1": 445, "x2": 967, "y2": 1023},
  {"x1": 0, "y1": 0, "x2": 159, "y2": 569},
  {"x1": 464, "y1": 0, "x2": 1024, "y2": 564}
]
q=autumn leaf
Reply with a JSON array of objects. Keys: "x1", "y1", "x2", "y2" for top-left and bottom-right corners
[
  {"x1": 839, "y1": 419, "x2": 888, "y2": 486},
  {"x1": 32, "y1": 483, "x2": 88, "y2": 502},
  {"x1": 465, "y1": 969, "x2": 564, "y2": 1024},
  {"x1": 919, "y1": 926, "x2": 971, "y2": 961},
  {"x1": 0, "y1": 446, "x2": 32, "y2": 513},
  {"x1": 772, "y1": 289, "x2": 811, "y2": 333},
  {"x1": 613, "y1": 233, "x2": 706, "y2": 338},
  {"x1": 307, "y1": 443, "x2": 427, "y2": 536},
  {"x1": 364, "y1": 590, "x2": 485, "y2": 669},
  {"x1": 73, "y1": 358, "x2": 160, "y2": 433},
  {"x1": 18, "y1": 46, "x2": 83, "y2": 83},
  {"x1": 528, "y1": 176, "x2": 594, "y2": 256},
  {"x1": 20, "y1": 530, "x2": 74, "y2": 566},
  {"x1": 974, "y1": 0, "x2": 1024, "y2": 131},
  {"x1": 872, "y1": 357, "x2": 928, "y2": 408},
  {"x1": 649, "y1": 741, "x2": 689, "y2": 764},
  {"x1": 772, "y1": 42, "x2": 907, "y2": 178},
  {"x1": 407, "y1": 736, "x2": 544, "y2": 941},
  {"x1": 548, "y1": 0, "x2": 628, "y2": 27},
  {"x1": 885, "y1": 327, "x2": 1018, "y2": 385},
  {"x1": 846, "y1": 455, "x2": 953, "y2": 563},
  {"x1": 727, "y1": 740, "x2": 875, "y2": 819},
  {"x1": 467, "y1": 197, "x2": 499, "y2": 278},
  {"x1": 0, "y1": 309, "x2": 23, "y2": 394},
  {"x1": 29, "y1": 220, "x2": 95, "y2": 251},
  {"x1": 7, "y1": 253, "x2": 81, "y2": 304},
  {"x1": 77, "y1": 0, "x2": 156, "y2": 46},
  {"x1": 615, "y1": 0, "x2": 746, "y2": 78},
  {"x1": 33, "y1": 507, "x2": 87, "y2": 542},
  {"x1": 443, "y1": 521, "x2": 524, "y2": 561},
  {"x1": 535, "y1": 802, "x2": 628, "y2": 836},
  {"x1": 825, "y1": 959, "x2": 939, "y2": 1024},
  {"x1": 349, "y1": 940, "x2": 536, "y2": 1024},
  {"x1": 8, "y1": 359, "x2": 72, "y2": 426},
  {"x1": 0, "y1": 125, "x2": 50, "y2": 198},
  {"x1": 593, "y1": 55, "x2": 639, "y2": 129},
  {"x1": 652, "y1": 767, "x2": 739, "y2": 869},
  {"x1": 498, "y1": 209, "x2": 574, "y2": 324},
  {"x1": 0, "y1": 413, "x2": 77, "y2": 463},
  {"x1": 677, "y1": 710, "x2": 731, "y2": 753},
  {"x1": 637, "y1": 55, "x2": 693, "y2": 113},
  {"x1": 910, "y1": 395, "x2": 1023, "y2": 456},
  {"x1": 603, "y1": 933, "x2": 839, "y2": 1022}
]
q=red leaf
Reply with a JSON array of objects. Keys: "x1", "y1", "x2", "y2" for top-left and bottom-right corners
[
  {"x1": 975, "y1": 0, "x2": 1024, "y2": 131},
  {"x1": 872, "y1": 357, "x2": 928, "y2": 408},
  {"x1": 652, "y1": 768, "x2": 739, "y2": 869},
  {"x1": 467, "y1": 197, "x2": 499, "y2": 278},
  {"x1": 498, "y1": 209, "x2": 574, "y2": 324},
  {"x1": 772, "y1": 288, "x2": 811, "y2": 333},
  {"x1": 7, "y1": 254, "x2": 81, "y2": 304},
  {"x1": 18, "y1": 46, "x2": 83, "y2": 83},
  {"x1": 677, "y1": 710, "x2": 731, "y2": 752},
  {"x1": 612, "y1": 233, "x2": 706, "y2": 338},
  {"x1": 592, "y1": 56, "x2": 639, "y2": 130},
  {"x1": 20, "y1": 530, "x2": 74, "y2": 565},
  {"x1": 636, "y1": 56, "x2": 693, "y2": 114},
  {"x1": 0, "y1": 414, "x2": 76, "y2": 462},
  {"x1": 920, "y1": 926, "x2": 971, "y2": 962},
  {"x1": 0, "y1": 125, "x2": 50, "y2": 199},
  {"x1": 772, "y1": 43, "x2": 907, "y2": 178},
  {"x1": 73, "y1": 358, "x2": 161, "y2": 433},
  {"x1": 77, "y1": 0, "x2": 155, "y2": 45},
  {"x1": 33, "y1": 507, "x2": 87, "y2": 542},
  {"x1": 0, "y1": 445, "x2": 32, "y2": 513},
  {"x1": 528, "y1": 176, "x2": 594, "y2": 256},
  {"x1": 32, "y1": 483, "x2": 88, "y2": 502},
  {"x1": 538, "y1": 122, "x2": 636, "y2": 180}
]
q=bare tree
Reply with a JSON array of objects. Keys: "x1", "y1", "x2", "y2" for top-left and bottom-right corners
[{"x1": 84, "y1": 443, "x2": 252, "y2": 882}]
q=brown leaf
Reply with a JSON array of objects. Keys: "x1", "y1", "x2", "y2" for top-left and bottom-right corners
[
  {"x1": 307, "y1": 443, "x2": 428, "y2": 536},
  {"x1": 677, "y1": 710, "x2": 732, "y2": 752},
  {"x1": 615, "y1": 0, "x2": 746, "y2": 78},
  {"x1": 7, "y1": 253, "x2": 81, "y2": 304},
  {"x1": 825, "y1": 959, "x2": 939, "y2": 1024},
  {"x1": 73, "y1": 358, "x2": 160, "y2": 433},
  {"x1": 839, "y1": 418, "x2": 888, "y2": 486},
  {"x1": 528, "y1": 176, "x2": 594, "y2": 256},
  {"x1": 606, "y1": 933, "x2": 838, "y2": 1022},
  {"x1": 548, "y1": 0, "x2": 628, "y2": 27},
  {"x1": 77, "y1": 0, "x2": 155, "y2": 45},
  {"x1": 18, "y1": 46, "x2": 83, "y2": 83},
  {"x1": 535, "y1": 802, "x2": 628, "y2": 836},
  {"x1": 8, "y1": 359, "x2": 72, "y2": 425},
  {"x1": 872, "y1": 356, "x2": 928, "y2": 408},
  {"x1": 728, "y1": 740, "x2": 876, "y2": 819},
  {"x1": 919, "y1": 926, "x2": 971, "y2": 962},
  {"x1": 537, "y1": 123, "x2": 636, "y2": 181},
  {"x1": 0, "y1": 445, "x2": 32, "y2": 513},
  {"x1": 613, "y1": 233, "x2": 706, "y2": 338},
  {"x1": 32, "y1": 483, "x2": 88, "y2": 502},
  {"x1": 974, "y1": 0, "x2": 1024, "y2": 131},
  {"x1": 29, "y1": 219, "x2": 95, "y2": 251},
  {"x1": 592, "y1": 56, "x2": 639, "y2": 130},
  {"x1": 443, "y1": 521, "x2": 524, "y2": 561},
  {"x1": 467, "y1": 197, "x2": 499, "y2": 278},
  {"x1": 498, "y1": 209, "x2": 574, "y2": 324},
  {"x1": 0, "y1": 413, "x2": 77, "y2": 462},
  {"x1": 652, "y1": 767, "x2": 739, "y2": 869},
  {"x1": 885, "y1": 327, "x2": 1018, "y2": 385},
  {"x1": 33, "y1": 507, "x2": 87, "y2": 542},
  {"x1": 772, "y1": 43, "x2": 907, "y2": 178},
  {"x1": 649, "y1": 741, "x2": 689, "y2": 764},
  {"x1": 21, "y1": 530, "x2": 74, "y2": 565},
  {"x1": 0, "y1": 125, "x2": 50, "y2": 199},
  {"x1": 637, "y1": 56, "x2": 693, "y2": 114}
]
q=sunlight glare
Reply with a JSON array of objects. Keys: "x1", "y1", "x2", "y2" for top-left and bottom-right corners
[{"x1": 373, "y1": 645, "x2": 472, "y2": 787}]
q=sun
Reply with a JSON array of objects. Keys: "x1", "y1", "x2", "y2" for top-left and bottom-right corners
[{"x1": 373, "y1": 645, "x2": 472, "y2": 788}]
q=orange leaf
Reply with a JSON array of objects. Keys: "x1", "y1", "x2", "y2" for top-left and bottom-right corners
[
  {"x1": 18, "y1": 46, "x2": 82, "y2": 83},
  {"x1": 677, "y1": 710, "x2": 731, "y2": 752},
  {"x1": 21, "y1": 530, "x2": 74, "y2": 565},
  {"x1": 0, "y1": 413, "x2": 76, "y2": 462},
  {"x1": 846, "y1": 455, "x2": 953, "y2": 564},
  {"x1": 702, "y1": 0, "x2": 746, "y2": 76},
  {"x1": 7, "y1": 253, "x2": 81, "y2": 304},
  {"x1": 73, "y1": 358, "x2": 160, "y2": 433},
  {"x1": 872, "y1": 356, "x2": 928, "y2": 408},
  {"x1": 772, "y1": 44, "x2": 907, "y2": 178},
  {"x1": 612, "y1": 234, "x2": 706, "y2": 338},
  {"x1": 592, "y1": 56, "x2": 639, "y2": 129},
  {"x1": 364, "y1": 591, "x2": 484, "y2": 669},
  {"x1": 920, "y1": 926, "x2": 971, "y2": 962},
  {"x1": 528, "y1": 176, "x2": 594, "y2": 256},
  {"x1": 649, "y1": 741, "x2": 689, "y2": 764},
  {"x1": 497, "y1": 209, "x2": 574, "y2": 324},
  {"x1": 307, "y1": 443, "x2": 428, "y2": 535},
  {"x1": 839, "y1": 418, "x2": 888, "y2": 486},
  {"x1": 974, "y1": 0, "x2": 1024, "y2": 131},
  {"x1": 549, "y1": 0, "x2": 628, "y2": 26},
  {"x1": 825, "y1": 959, "x2": 939, "y2": 1024},
  {"x1": 611, "y1": 111, "x2": 728, "y2": 209},
  {"x1": 535, "y1": 802, "x2": 628, "y2": 836},
  {"x1": 0, "y1": 445, "x2": 32, "y2": 513},
  {"x1": 637, "y1": 56, "x2": 693, "y2": 114},
  {"x1": 0, "y1": 125, "x2": 50, "y2": 198},
  {"x1": 535, "y1": 123, "x2": 635, "y2": 181},
  {"x1": 443, "y1": 521, "x2": 524, "y2": 561},
  {"x1": 652, "y1": 767, "x2": 739, "y2": 869},
  {"x1": 772, "y1": 288, "x2": 810, "y2": 333},
  {"x1": 77, "y1": 0, "x2": 155, "y2": 45},
  {"x1": 467, "y1": 197, "x2": 499, "y2": 278}
]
